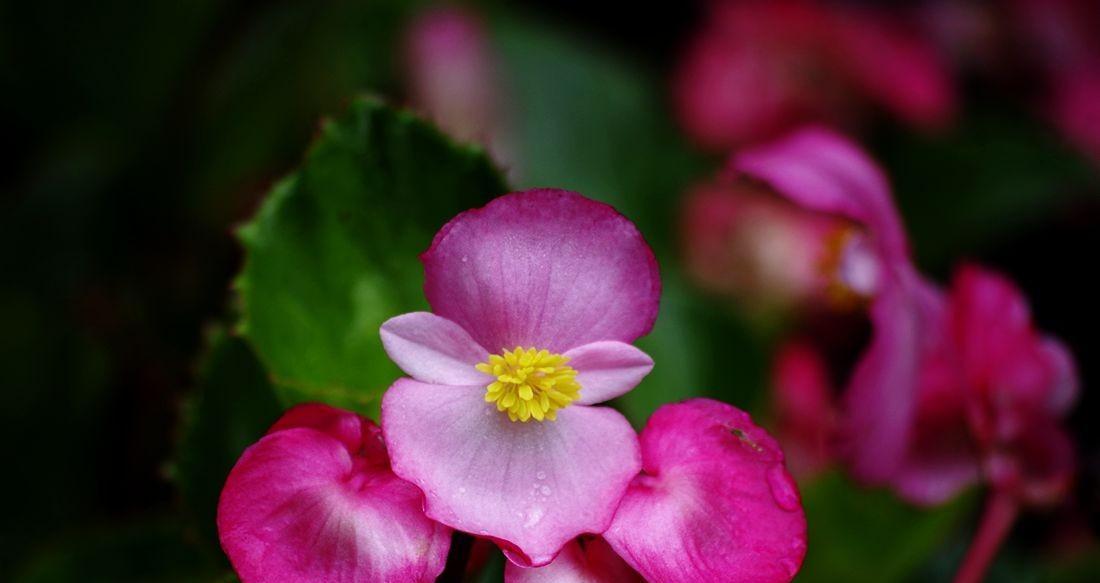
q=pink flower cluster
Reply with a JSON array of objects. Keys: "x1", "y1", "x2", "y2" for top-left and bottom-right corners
[
  {"x1": 218, "y1": 190, "x2": 807, "y2": 582},
  {"x1": 682, "y1": 126, "x2": 1079, "y2": 580}
]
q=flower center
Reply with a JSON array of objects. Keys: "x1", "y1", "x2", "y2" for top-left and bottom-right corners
[
  {"x1": 820, "y1": 227, "x2": 880, "y2": 308},
  {"x1": 476, "y1": 347, "x2": 581, "y2": 422}
]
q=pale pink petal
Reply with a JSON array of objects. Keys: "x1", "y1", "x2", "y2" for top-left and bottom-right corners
[
  {"x1": 217, "y1": 406, "x2": 451, "y2": 583},
  {"x1": 564, "y1": 341, "x2": 654, "y2": 405},
  {"x1": 505, "y1": 538, "x2": 642, "y2": 583},
  {"x1": 382, "y1": 379, "x2": 641, "y2": 567},
  {"x1": 380, "y1": 312, "x2": 491, "y2": 385},
  {"x1": 733, "y1": 126, "x2": 909, "y2": 262},
  {"x1": 422, "y1": 189, "x2": 660, "y2": 354},
  {"x1": 604, "y1": 399, "x2": 807, "y2": 583}
]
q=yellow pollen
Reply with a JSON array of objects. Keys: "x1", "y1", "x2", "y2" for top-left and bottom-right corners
[{"x1": 476, "y1": 347, "x2": 581, "y2": 423}]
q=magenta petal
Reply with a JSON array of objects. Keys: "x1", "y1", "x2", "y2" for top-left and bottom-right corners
[
  {"x1": 380, "y1": 312, "x2": 491, "y2": 385},
  {"x1": 564, "y1": 341, "x2": 654, "y2": 405},
  {"x1": 604, "y1": 399, "x2": 807, "y2": 583},
  {"x1": 732, "y1": 127, "x2": 908, "y2": 261},
  {"x1": 422, "y1": 189, "x2": 661, "y2": 354},
  {"x1": 382, "y1": 378, "x2": 642, "y2": 567},
  {"x1": 505, "y1": 538, "x2": 642, "y2": 583},
  {"x1": 217, "y1": 407, "x2": 451, "y2": 583},
  {"x1": 841, "y1": 274, "x2": 942, "y2": 483}
]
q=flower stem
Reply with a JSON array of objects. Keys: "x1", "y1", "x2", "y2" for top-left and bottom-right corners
[
  {"x1": 438, "y1": 531, "x2": 475, "y2": 583},
  {"x1": 953, "y1": 491, "x2": 1018, "y2": 583}
]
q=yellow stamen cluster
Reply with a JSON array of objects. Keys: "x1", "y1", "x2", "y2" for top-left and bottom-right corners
[{"x1": 476, "y1": 347, "x2": 581, "y2": 422}]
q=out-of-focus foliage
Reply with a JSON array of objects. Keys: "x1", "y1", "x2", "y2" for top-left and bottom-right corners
[
  {"x1": 11, "y1": 519, "x2": 227, "y2": 583},
  {"x1": 172, "y1": 326, "x2": 281, "y2": 556},
  {"x1": 797, "y1": 472, "x2": 972, "y2": 583},
  {"x1": 235, "y1": 97, "x2": 505, "y2": 411}
]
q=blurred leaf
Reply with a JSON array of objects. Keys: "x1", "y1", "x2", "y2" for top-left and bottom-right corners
[
  {"x1": 172, "y1": 325, "x2": 282, "y2": 556},
  {"x1": 877, "y1": 105, "x2": 1096, "y2": 273},
  {"x1": 492, "y1": 14, "x2": 707, "y2": 254},
  {"x1": 235, "y1": 97, "x2": 506, "y2": 413},
  {"x1": 12, "y1": 519, "x2": 222, "y2": 583},
  {"x1": 796, "y1": 471, "x2": 972, "y2": 583}
]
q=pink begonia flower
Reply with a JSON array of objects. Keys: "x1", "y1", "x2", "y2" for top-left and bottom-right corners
[
  {"x1": 680, "y1": 178, "x2": 851, "y2": 312},
  {"x1": 505, "y1": 537, "x2": 642, "y2": 583},
  {"x1": 507, "y1": 399, "x2": 807, "y2": 583},
  {"x1": 732, "y1": 126, "x2": 948, "y2": 492},
  {"x1": 673, "y1": 0, "x2": 954, "y2": 150},
  {"x1": 217, "y1": 403, "x2": 451, "y2": 583},
  {"x1": 949, "y1": 265, "x2": 1078, "y2": 506},
  {"x1": 771, "y1": 340, "x2": 836, "y2": 479},
  {"x1": 403, "y1": 7, "x2": 515, "y2": 172},
  {"x1": 379, "y1": 189, "x2": 659, "y2": 567},
  {"x1": 945, "y1": 265, "x2": 1078, "y2": 583}
]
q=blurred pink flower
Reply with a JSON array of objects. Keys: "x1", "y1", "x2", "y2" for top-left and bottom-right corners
[
  {"x1": 730, "y1": 127, "x2": 954, "y2": 493},
  {"x1": 950, "y1": 265, "x2": 1078, "y2": 506},
  {"x1": 771, "y1": 340, "x2": 836, "y2": 478},
  {"x1": 379, "y1": 189, "x2": 659, "y2": 567},
  {"x1": 511, "y1": 399, "x2": 807, "y2": 582},
  {"x1": 403, "y1": 7, "x2": 515, "y2": 171},
  {"x1": 673, "y1": 0, "x2": 954, "y2": 150},
  {"x1": 680, "y1": 178, "x2": 848, "y2": 312},
  {"x1": 217, "y1": 403, "x2": 451, "y2": 583}
]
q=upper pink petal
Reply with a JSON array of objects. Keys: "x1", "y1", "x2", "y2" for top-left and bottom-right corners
[
  {"x1": 564, "y1": 341, "x2": 655, "y2": 405},
  {"x1": 421, "y1": 189, "x2": 660, "y2": 354},
  {"x1": 732, "y1": 126, "x2": 909, "y2": 263},
  {"x1": 380, "y1": 311, "x2": 492, "y2": 385},
  {"x1": 505, "y1": 538, "x2": 642, "y2": 583},
  {"x1": 381, "y1": 379, "x2": 642, "y2": 567},
  {"x1": 604, "y1": 399, "x2": 807, "y2": 583},
  {"x1": 217, "y1": 405, "x2": 451, "y2": 583}
]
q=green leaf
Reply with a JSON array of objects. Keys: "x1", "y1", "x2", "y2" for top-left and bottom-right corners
[
  {"x1": 796, "y1": 472, "x2": 972, "y2": 583},
  {"x1": 235, "y1": 97, "x2": 506, "y2": 412},
  {"x1": 172, "y1": 325, "x2": 282, "y2": 556}
]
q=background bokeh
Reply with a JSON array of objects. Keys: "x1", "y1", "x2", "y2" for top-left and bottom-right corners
[{"x1": 1, "y1": 0, "x2": 1097, "y2": 581}]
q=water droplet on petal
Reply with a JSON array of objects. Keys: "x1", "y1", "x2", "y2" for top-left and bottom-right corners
[
  {"x1": 539, "y1": 485, "x2": 552, "y2": 496},
  {"x1": 523, "y1": 506, "x2": 544, "y2": 528},
  {"x1": 536, "y1": 471, "x2": 546, "y2": 480},
  {"x1": 766, "y1": 465, "x2": 800, "y2": 512}
]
